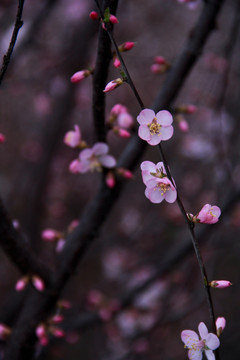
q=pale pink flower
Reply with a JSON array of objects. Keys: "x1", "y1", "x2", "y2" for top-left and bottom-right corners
[
  {"x1": 196, "y1": 204, "x2": 221, "y2": 224},
  {"x1": 109, "y1": 14, "x2": 119, "y2": 24},
  {"x1": 141, "y1": 161, "x2": 177, "y2": 203},
  {"x1": 71, "y1": 143, "x2": 116, "y2": 173},
  {"x1": 103, "y1": 78, "x2": 123, "y2": 92},
  {"x1": 210, "y1": 280, "x2": 232, "y2": 289},
  {"x1": 32, "y1": 275, "x2": 45, "y2": 292},
  {"x1": 64, "y1": 125, "x2": 82, "y2": 148},
  {"x1": 181, "y1": 322, "x2": 220, "y2": 360},
  {"x1": 137, "y1": 109, "x2": 173, "y2": 145},
  {"x1": 216, "y1": 317, "x2": 226, "y2": 337}
]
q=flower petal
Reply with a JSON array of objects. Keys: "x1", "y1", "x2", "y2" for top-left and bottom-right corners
[
  {"x1": 161, "y1": 125, "x2": 174, "y2": 141},
  {"x1": 145, "y1": 178, "x2": 158, "y2": 189},
  {"x1": 137, "y1": 109, "x2": 155, "y2": 125},
  {"x1": 156, "y1": 110, "x2": 173, "y2": 125},
  {"x1": 198, "y1": 322, "x2": 208, "y2": 340},
  {"x1": 147, "y1": 187, "x2": 165, "y2": 203},
  {"x1": 204, "y1": 350, "x2": 216, "y2": 360},
  {"x1": 148, "y1": 134, "x2": 161, "y2": 145},
  {"x1": 79, "y1": 148, "x2": 92, "y2": 161},
  {"x1": 99, "y1": 155, "x2": 116, "y2": 168},
  {"x1": 165, "y1": 187, "x2": 177, "y2": 203},
  {"x1": 188, "y1": 349, "x2": 203, "y2": 360},
  {"x1": 205, "y1": 334, "x2": 220, "y2": 350},
  {"x1": 181, "y1": 330, "x2": 199, "y2": 347},
  {"x1": 140, "y1": 161, "x2": 156, "y2": 173},
  {"x1": 93, "y1": 142, "x2": 109, "y2": 155},
  {"x1": 138, "y1": 125, "x2": 151, "y2": 141}
]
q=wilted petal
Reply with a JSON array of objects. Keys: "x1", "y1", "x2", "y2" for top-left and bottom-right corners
[
  {"x1": 93, "y1": 142, "x2": 109, "y2": 156},
  {"x1": 161, "y1": 125, "x2": 174, "y2": 141},
  {"x1": 138, "y1": 125, "x2": 151, "y2": 141},
  {"x1": 137, "y1": 109, "x2": 155, "y2": 125},
  {"x1": 205, "y1": 334, "x2": 220, "y2": 350},
  {"x1": 99, "y1": 155, "x2": 116, "y2": 168},
  {"x1": 156, "y1": 110, "x2": 173, "y2": 125}
]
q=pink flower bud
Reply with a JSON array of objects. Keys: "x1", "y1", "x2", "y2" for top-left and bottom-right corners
[
  {"x1": 12, "y1": 219, "x2": 20, "y2": 229},
  {"x1": 32, "y1": 275, "x2": 45, "y2": 292},
  {"x1": 41, "y1": 229, "x2": 60, "y2": 241},
  {"x1": 117, "y1": 168, "x2": 133, "y2": 179},
  {"x1": 40, "y1": 336, "x2": 49, "y2": 346},
  {"x1": 64, "y1": 125, "x2": 82, "y2": 148},
  {"x1": 57, "y1": 300, "x2": 71, "y2": 309},
  {"x1": 154, "y1": 56, "x2": 166, "y2": 65},
  {"x1": 196, "y1": 204, "x2": 221, "y2": 224},
  {"x1": 70, "y1": 70, "x2": 90, "y2": 83},
  {"x1": 210, "y1": 280, "x2": 232, "y2": 289},
  {"x1": 117, "y1": 113, "x2": 134, "y2": 129},
  {"x1": 216, "y1": 317, "x2": 226, "y2": 336},
  {"x1": 51, "y1": 327, "x2": 65, "y2": 338},
  {"x1": 109, "y1": 14, "x2": 119, "y2": 24},
  {"x1": 56, "y1": 238, "x2": 65, "y2": 252},
  {"x1": 51, "y1": 314, "x2": 64, "y2": 324},
  {"x1": 178, "y1": 118, "x2": 189, "y2": 132},
  {"x1": 113, "y1": 57, "x2": 121, "y2": 68},
  {"x1": 118, "y1": 128, "x2": 131, "y2": 138},
  {"x1": 69, "y1": 159, "x2": 81, "y2": 173},
  {"x1": 186, "y1": 104, "x2": 197, "y2": 113},
  {"x1": 89, "y1": 11, "x2": 99, "y2": 20},
  {"x1": 106, "y1": 172, "x2": 115, "y2": 189},
  {"x1": 110, "y1": 104, "x2": 128, "y2": 116},
  {"x1": 119, "y1": 42, "x2": 135, "y2": 52},
  {"x1": 15, "y1": 276, "x2": 29, "y2": 291},
  {"x1": 0, "y1": 133, "x2": 5, "y2": 143},
  {"x1": 36, "y1": 324, "x2": 46, "y2": 339},
  {"x1": 103, "y1": 78, "x2": 123, "y2": 93},
  {"x1": 0, "y1": 324, "x2": 11, "y2": 340}
]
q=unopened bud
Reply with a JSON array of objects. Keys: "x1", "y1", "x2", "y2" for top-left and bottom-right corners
[
  {"x1": 70, "y1": 69, "x2": 91, "y2": 84},
  {"x1": 210, "y1": 280, "x2": 232, "y2": 289},
  {"x1": 109, "y1": 14, "x2": 119, "y2": 24},
  {"x1": 103, "y1": 78, "x2": 123, "y2": 93},
  {"x1": 118, "y1": 42, "x2": 135, "y2": 52},
  {"x1": 0, "y1": 133, "x2": 5, "y2": 143},
  {"x1": 32, "y1": 275, "x2": 45, "y2": 292},
  {"x1": 216, "y1": 317, "x2": 226, "y2": 336},
  {"x1": 106, "y1": 172, "x2": 115, "y2": 189},
  {"x1": 113, "y1": 57, "x2": 121, "y2": 68},
  {"x1": 117, "y1": 168, "x2": 133, "y2": 179},
  {"x1": 15, "y1": 276, "x2": 29, "y2": 291},
  {"x1": 154, "y1": 56, "x2": 166, "y2": 65},
  {"x1": 89, "y1": 11, "x2": 99, "y2": 20}
]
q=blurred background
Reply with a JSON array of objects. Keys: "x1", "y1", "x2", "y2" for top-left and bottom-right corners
[{"x1": 0, "y1": 0, "x2": 240, "y2": 359}]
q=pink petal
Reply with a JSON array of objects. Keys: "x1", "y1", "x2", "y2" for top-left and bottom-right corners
[
  {"x1": 188, "y1": 349, "x2": 203, "y2": 360},
  {"x1": 198, "y1": 322, "x2": 208, "y2": 340},
  {"x1": 181, "y1": 330, "x2": 199, "y2": 347},
  {"x1": 148, "y1": 134, "x2": 161, "y2": 145},
  {"x1": 205, "y1": 334, "x2": 220, "y2": 350},
  {"x1": 137, "y1": 109, "x2": 155, "y2": 125},
  {"x1": 145, "y1": 178, "x2": 158, "y2": 189},
  {"x1": 138, "y1": 125, "x2": 151, "y2": 141},
  {"x1": 99, "y1": 155, "x2": 116, "y2": 168},
  {"x1": 78, "y1": 161, "x2": 91, "y2": 173},
  {"x1": 156, "y1": 110, "x2": 173, "y2": 125},
  {"x1": 161, "y1": 125, "x2": 174, "y2": 141},
  {"x1": 79, "y1": 148, "x2": 93, "y2": 161},
  {"x1": 141, "y1": 170, "x2": 154, "y2": 186},
  {"x1": 204, "y1": 350, "x2": 215, "y2": 360},
  {"x1": 165, "y1": 187, "x2": 177, "y2": 203},
  {"x1": 211, "y1": 206, "x2": 221, "y2": 218},
  {"x1": 148, "y1": 187, "x2": 165, "y2": 203},
  {"x1": 93, "y1": 142, "x2": 109, "y2": 156},
  {"x1": 140, "y1": 161, "x2": 156, "y2": 173}
]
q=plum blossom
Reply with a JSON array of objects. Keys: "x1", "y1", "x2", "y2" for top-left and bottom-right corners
[
  {"x1": 181, "y1": 322, "x2": 220, "y2": 360},
  {"x1": 141, "y1": 161, "x2": 177, "y2": 204},
  {"x1": 69, "y1": 143, "x2": 116, "y2": 174},
  {"x1": 196, "y1": 204, "x2": 221, "y2": 224},
  {"x1": 137, "y1": 109, "x2": 173, "y2": 145}
]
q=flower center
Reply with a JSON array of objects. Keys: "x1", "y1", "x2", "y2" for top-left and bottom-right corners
[
  {"x1": 89, "y1": 155, "x2": 102, "y2": 172},
  {"x1": 156, "y1": 182, "x2": 170, "y2": 196},
  {"x1": 148, "y1": 117, "x2": 161, "y2": 135}
]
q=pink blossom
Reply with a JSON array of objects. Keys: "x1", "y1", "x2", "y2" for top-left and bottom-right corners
[
  {"x1": 41, "y1": 229, "x2": 60, "y2": 241},
  {"x1": 103, "y1": 78, "x2": 123, "y2": 92},
  {"x1": 71, "y1": 70, "x2": 91, "y2": 83},
  {"x1": 216, "y1": 317, "x2": 226, "y2": 337},
  {"x1": 210, "y1": 280, "x2": 232, "y2": 289},
  {"x1": 15, "y1": 276, "x2": 29, "y2": 291},
  {"x1": 0, "y1": 133, "x2": 5, "y2": 143},
  {"x1": 71, "y1": 143, "x2": 116, "y2": 174},
  {"x1": 113, "y1": 57, "x2": 121, "y2": 68},
  {"x1": 64, "y1": 125, "x2": 82, "y2": 148},
  {"x1": 32, "y1": 275, "x2": 45, "y2": 292},
  {"x1": 140, "y1": 161, "x2": 177, "y2": 203},
  {"x1": 109, "y1": 14, "x2": 119, "y2": 24},
  {"x1": 181, "y1": 322, "x2": 220, "y2": 360},
  {"x1": 137, "y1": 109, "x2": 173, "y2": 145},
  {"x1": 196, "y1": 204, "x2": 221, "y2": 224},
  {"x1": 89, "y1": 11, "x2": 99, "y2": 20}
]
